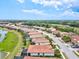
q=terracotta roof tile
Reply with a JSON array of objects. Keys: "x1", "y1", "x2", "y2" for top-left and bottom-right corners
[
  {"x1": 27, "y1": 45, "x2": 54, "y2": 53},
  {"x1": 28, "y1": 32, "x2": 42, "y2": 35},
  {"x1": 32, "y1": 37, "x2": 49, "y2": 43},
  {"x1": 30, "y1": 34, "x2": 43, "y2": 38},
  {"x1": 24, "y1": 56, "x2": 54, "y2": 59},
  {"x1": 72, "y1": 35, "x2": 79, "y2": 41}
]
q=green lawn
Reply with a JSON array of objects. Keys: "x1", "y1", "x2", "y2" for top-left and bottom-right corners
[
  {"x1": 5, "y1": 30, "x2": 23, "y2": 59},
  {"x1": 0, "y1": 31, "x2": 18, "y2": 52}
]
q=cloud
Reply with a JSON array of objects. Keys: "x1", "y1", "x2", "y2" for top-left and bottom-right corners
[
  {"x1": 21, "y1": 9, "x2": 79, "y2": 20},
  {"x1": 32, "y1": 0, "x2": 78, "y2": 10},
  {"x1": 61, "y1": 10, "x2": 74, "y2": 16},
  {"x1": 32, "y1": 0, "x2": 62, "y2": 8},
  {"x1": 17, "y1": 0, "x2": 25, "y2": 3},
  {"x1": 22, "y1": 9, "x2": 48, "y2": 16},
  {"x1": 58, "y1": 9, "x2": 79, "y2": 18},
  {"x1": 21, "y1": 0, "x2": 79, "y2": 19}
]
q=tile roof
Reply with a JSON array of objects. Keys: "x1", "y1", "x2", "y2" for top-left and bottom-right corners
[
  {"x1": 51, "y1": 28, "x2": 56, "y2": 32},
  {"x1": 24, "y1": 56, "x2": 54, "y2": 59},
  {"x1": 26, "y1": 29, "x2": 35, "y2": 32},
  {"x1": 27, "y1": 45, "x2": 54, "y2": 53},
  {"x1": 28, "y1": 31, "x2": 42, "y2": 35},
  {"x1": 29, "y1": 34, "x2": 43, "y2": 38},
  {"x1": 32, "y1": 37, "x2": 49, "y2": 43},
  {"x1": 72, "y1": 35, "x2": 79, "y2": 42}
]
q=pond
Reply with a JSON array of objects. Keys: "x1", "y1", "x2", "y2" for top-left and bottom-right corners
[
  {"x1": 0, "y1": 30, "x2": 8, "y2": 59},
  {"x1": 0, "y1": 51, "x2": 7, "y2": 59},
  {"x1": 0, "y1": 30, "x2": 8, "y2": 42}
]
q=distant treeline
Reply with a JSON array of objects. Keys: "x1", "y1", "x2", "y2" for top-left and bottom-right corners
[
  {"x1": 0, "y1": 20, "x2": 79, "y2": 27},
  {"x1": 22, "y1": 20, "x2": 79, "y2": 27}
]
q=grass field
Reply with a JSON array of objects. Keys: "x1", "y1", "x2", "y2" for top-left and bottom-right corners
[
  {"x1": 5, "y1": 30, "x2": 23, "y2": 59},
  {"x1": 0, "y1": 31, "x2": 18, "y2": 52}
]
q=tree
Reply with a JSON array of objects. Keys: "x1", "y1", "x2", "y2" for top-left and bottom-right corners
[
  {"x1": 62, "y1": 36, "x2": 71, "y2": 42},
  {"x1": 45, "y1": 35, "x2": 49, "y2": 39},
  {"x1": 23, "y1": 39, "x2": 26, "y2": 46},
  {"x1": 55, "y1": 49, "x2": 61, "y2": 57},
  {"x1": 45, "y1": 24, "x2": 51, "y2": 28},
  {"x1": 55, "y1": 32, "x2": 61, "y2": 37}
]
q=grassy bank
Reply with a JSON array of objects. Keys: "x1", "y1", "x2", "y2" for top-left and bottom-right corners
[
  {"x1": 0, "y1": 29, "x2": 23, "y2": 59},
  {"x1": 5, "y1": 30, "x2": 23, "y2": 59},
  {"x1": 0, "y1": 31, "x2": 18, "y2": 52}
]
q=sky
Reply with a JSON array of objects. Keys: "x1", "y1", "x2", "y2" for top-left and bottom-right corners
[{"x1": 0, "y1": 0, "x2": 79, "y2": 20}]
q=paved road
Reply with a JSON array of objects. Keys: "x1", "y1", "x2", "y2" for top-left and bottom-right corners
[{"x1": 41, "y1": 31, "x2": 79, "y2": 59}]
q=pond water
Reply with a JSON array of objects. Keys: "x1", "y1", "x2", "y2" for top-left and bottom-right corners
[
  {"x1": 0, "y1": 52, "x2": 7, "y2": 59},
  {"x1": 0, "y1": 30, "x2": 8, "y2": 59},
  {"x1": 0, "y1": 30, "x2": 8, "y2": 42}
]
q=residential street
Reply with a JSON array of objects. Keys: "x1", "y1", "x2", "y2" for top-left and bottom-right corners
[
  {"x1": 18, "y1": 26, "x2": 79, "y2": 59},
  {"x1": 42, "y1": 31, "x2": 79, "y2": 59}
]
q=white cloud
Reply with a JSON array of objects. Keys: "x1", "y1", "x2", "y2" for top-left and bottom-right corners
[
  {"x1": 17, "y1": 0, "x2": 25, "y2": 3},
  {"x1": 32, "y1": 0, "x2": 78, "y2": 10},
  {"x1": 22, "y1": 9, "x2": 48, "y2": 16},
  {"x1": 32, "y1": 0, "x2": 62, "y2": 8},
  {"x1": 21, "y1": 9, "x2": 79, "y2": 19},
  {"x1": 63, "y1": 0, "x2": 74, "y2": 3},
  {"x1": 61, "y1": 10, "x2": 74, "y2": 16},
  {"x1": 47, "y1": 9, "x2": 79, "y2": 18},
  {"x1": 58, "y1": 9, "x2": 79, "y2": 18}
]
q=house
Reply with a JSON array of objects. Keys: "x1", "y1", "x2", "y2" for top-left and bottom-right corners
[
  {"x1": 31, "y1": 37, "x2": 50, "y2": 45},
  {"x1": 28, "y1": 31, "x2": 42, "y2": 35},
  {"x1": 24, "y1": 56, "x2": 55, "y2": 59},
  {"x1": 68, "y1": 32, "x2": 76, "y2": 36},
  {"x1": 21, "y1": 28, "x2": 35, "y2": 33},
  {"x1": 51, "y1": 29, "x2": 60, "y2": 35},
  {"x1": 50, "y1": 28, "x2": 56, "y2": 32},
  {"x1": 23, "y1": 29, "x2": 34, "y2": 33},
  {"x1": 29, "y1": 34, "x2": 43, "y2": 38},
  {"x1": 28, "y1": 31, "x2": 43, "y2": 38},
  {"x1": 60, "y1": 32, "x2": 76, "y2": 37},
  {"x1": 71, "y1": 35, "x2": 79, "y2": 46},
  {"x1": 26, "y1": 29, "x2": 35, "y2": 33},
  {"x1": 27, "y1": 45, "x2": 54, "y2": 57},
  {"x1": 33, "y1": 26, "x2": 46, "y2": 31},
  {"x1": 60, "y1": 32, "x2": 69, "y2": 37}
]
